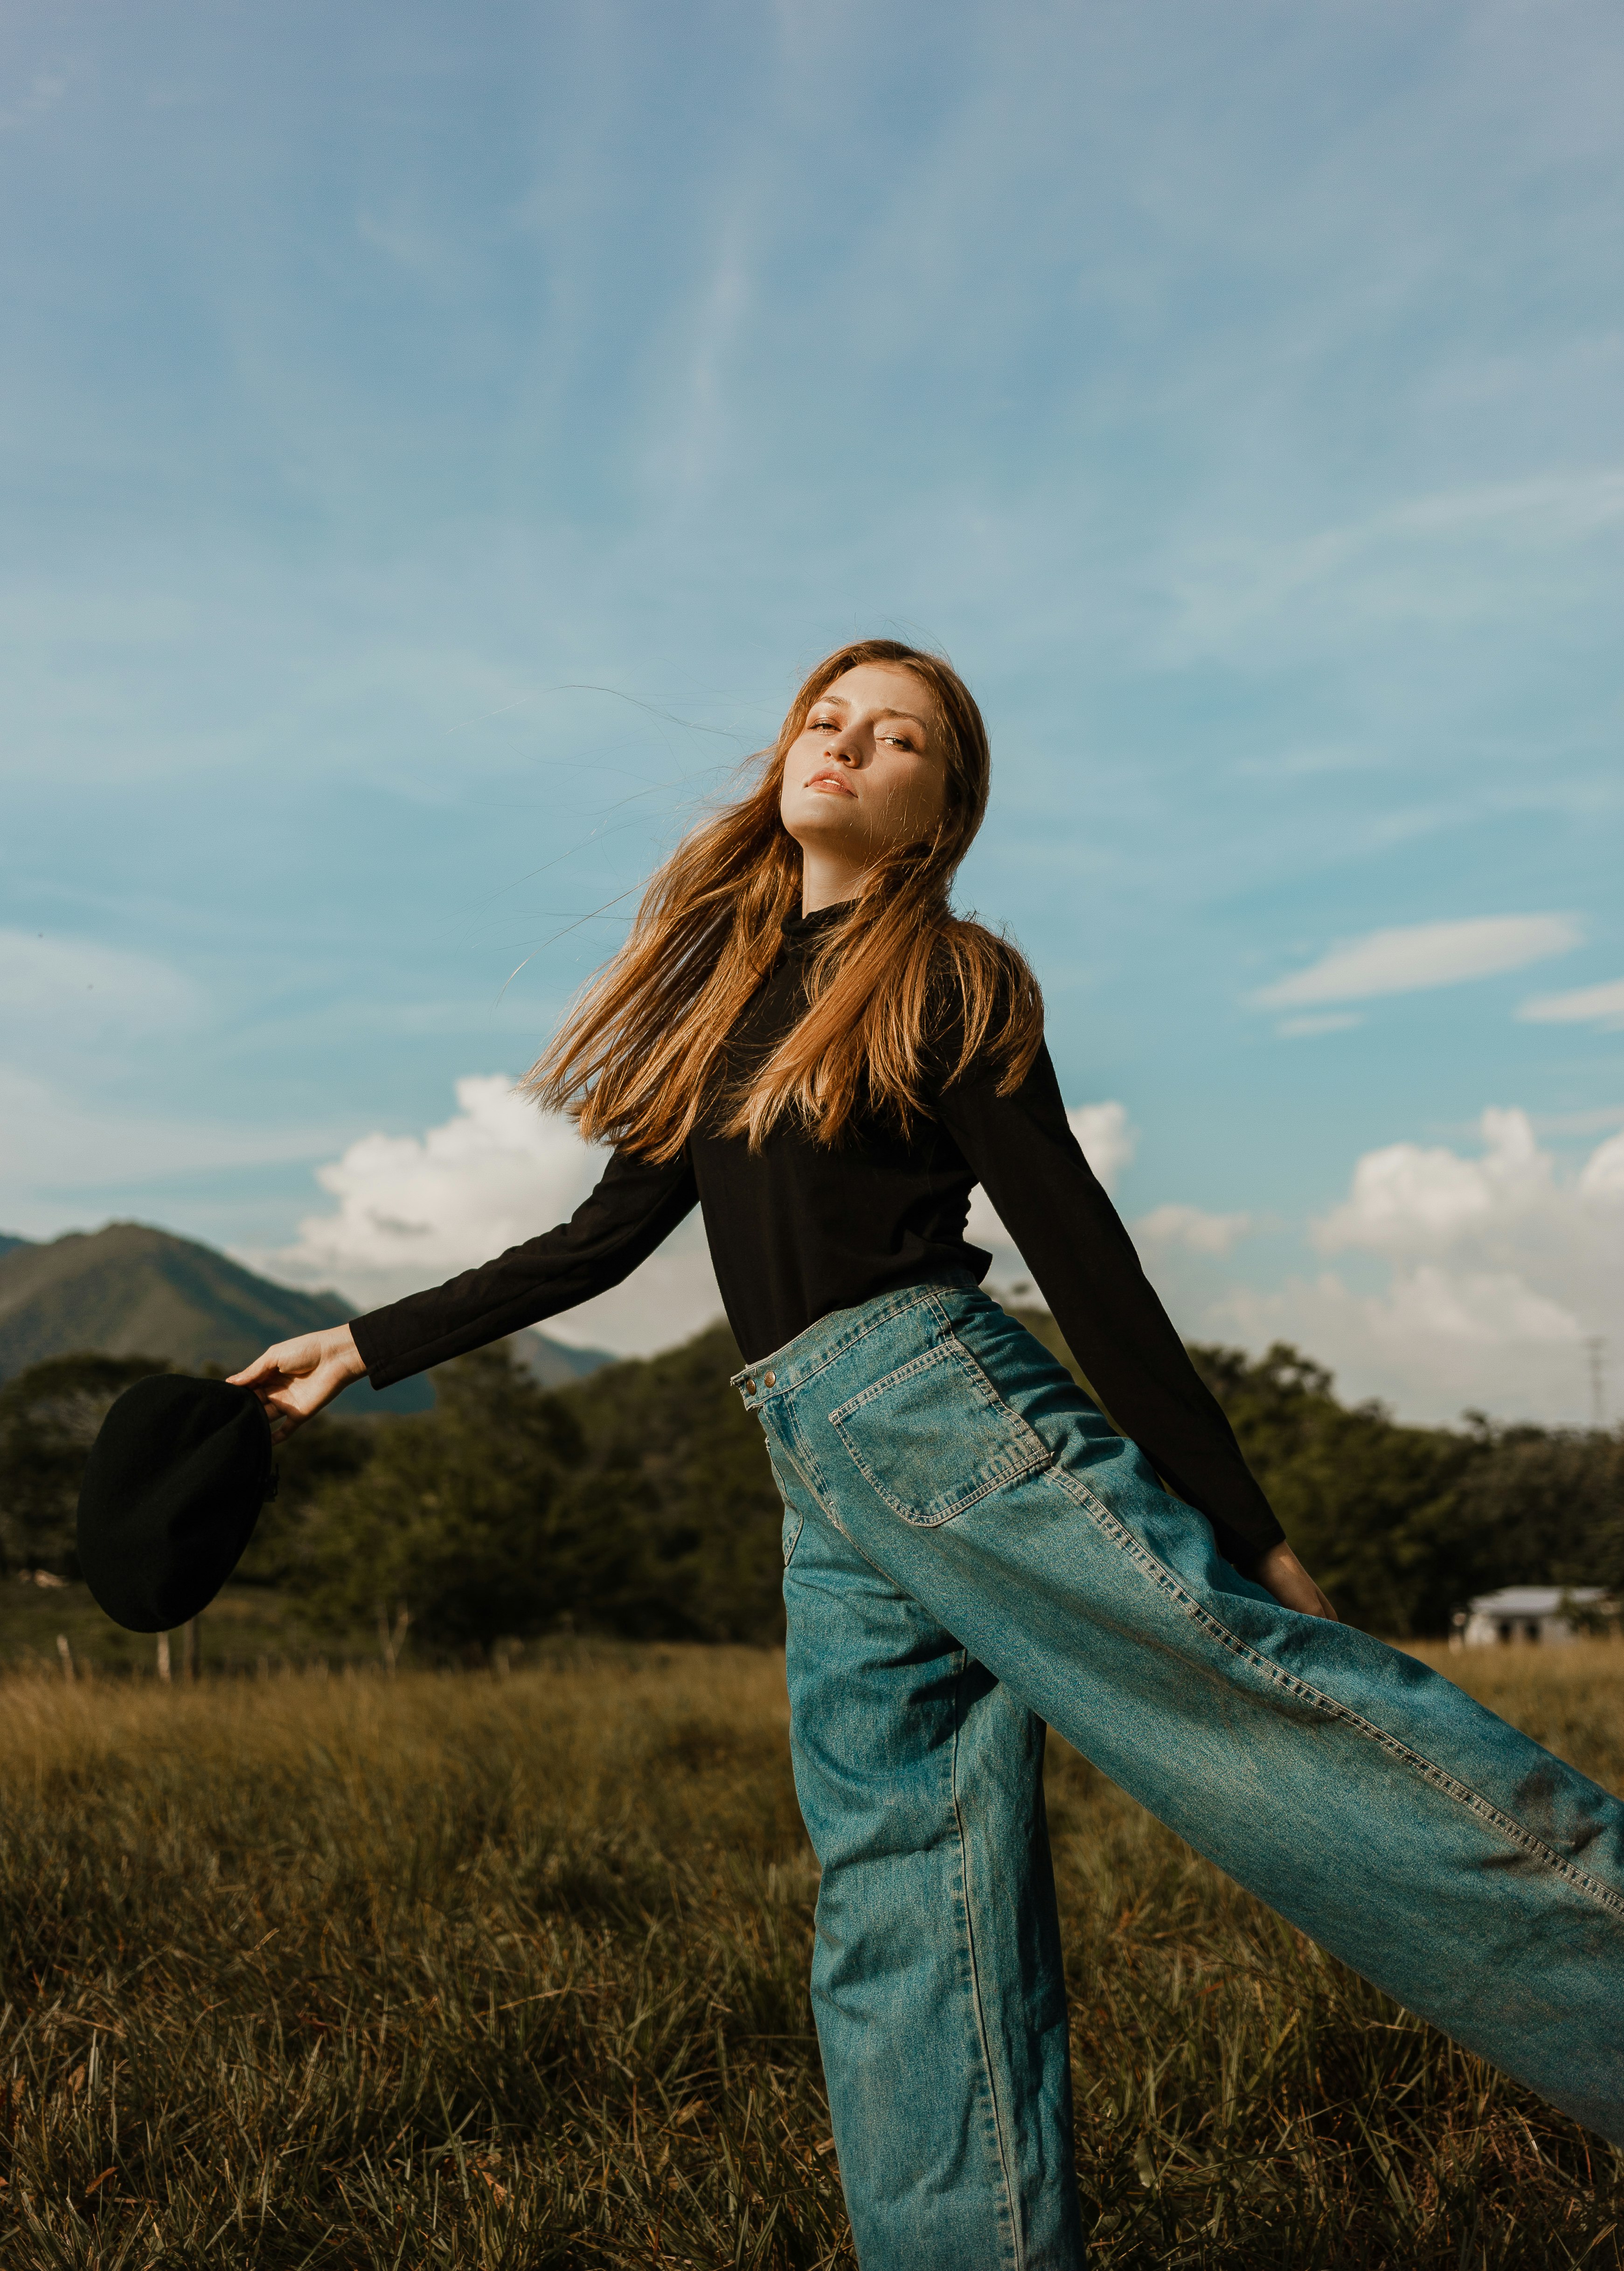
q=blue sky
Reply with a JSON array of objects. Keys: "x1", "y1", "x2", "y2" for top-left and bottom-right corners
[{"x1": 4, "y1": 0, "x2": 1622, "y2": 1422}]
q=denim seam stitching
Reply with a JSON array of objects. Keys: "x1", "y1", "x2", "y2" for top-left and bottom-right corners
[
  {"x1": 783, "y1": 1404, "x2": 841, "y2": 1526},
  {"x1": 780, "y1": 1504, "x2": 804, "y2": 1567},
  {"x1": 947, "y1": 1648, "x2": 1024, "y2": 2271},
  {"x1": 765, "y1": 1448, "x2": 805, "y2": 1566},
  {"x1": 1049, "y1": 1466, "x2": 1624, "y2": 1925},
  {"x1": 826, "y1": 1299, "x2": 1055, "y2": 1526},
  {"x1": 730, "y1": 1287, "x2": 944, "y2": 1400},
  {"x1": 835, "y1": 1448, "x2": 1054, "y2": 1529},
  {"x1": 827, "y1": 1338, "x2": 960, "y2": 1419},
  {"x1": 776, "y1": 1407, "x2": 901, "y2": 1583},
  {"x1": 925, "y1": 1294, "x2": 1058, "y2": 1468}
]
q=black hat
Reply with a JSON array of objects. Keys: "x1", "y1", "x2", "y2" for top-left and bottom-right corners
[{"x1": 76, "y1": 1375, "x2": 275, "y2": 1633}]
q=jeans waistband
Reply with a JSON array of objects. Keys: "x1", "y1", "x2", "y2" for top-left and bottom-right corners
[{"x1": 730, "y1": 1268, "x2": 984, "y2": 1413}]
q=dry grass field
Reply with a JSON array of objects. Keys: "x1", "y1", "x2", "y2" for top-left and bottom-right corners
[{"x1": 1, "y1": 1640, "x2": 1621, "y2": 2268}]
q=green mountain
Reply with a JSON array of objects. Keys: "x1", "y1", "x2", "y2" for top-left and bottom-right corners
[
  {"x1": 0, "y1": 1224, "x2": 612, "y2": 1414},
  {"x1": 518, "y1": 1333, "x2": 616, "y2": 1389}
]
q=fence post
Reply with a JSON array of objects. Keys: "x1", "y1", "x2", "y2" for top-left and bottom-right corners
[
  {"x1": 182, "y1": 1616, "x2": 198, "y2": 1682},
  {"x1": 377, "y1": 1602, "x2": 410, "y2": 1674},
  {"x1": 156, "y1": 1631, "x2": 171, "y2": 1682},
  {"x1": 56, "y1": 1633, "x2": 75, "y2": 1683}
]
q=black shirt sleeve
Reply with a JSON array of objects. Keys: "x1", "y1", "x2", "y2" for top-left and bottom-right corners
[
  {"x1": 347, "y1": 1145, "x2": 699, "y2": 1390},
  {"x1": 935, "y1": 1041, "x2": 1284, "y2": 1568}
]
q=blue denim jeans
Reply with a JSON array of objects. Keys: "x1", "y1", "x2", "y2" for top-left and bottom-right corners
[{"x1": 734, "y1": 1277, "x2": 1624, "y2": 2271}]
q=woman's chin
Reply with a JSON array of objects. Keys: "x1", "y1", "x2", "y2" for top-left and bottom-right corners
[{"x1": 784, "y1": 813, "x2": 864, "y2": 855}]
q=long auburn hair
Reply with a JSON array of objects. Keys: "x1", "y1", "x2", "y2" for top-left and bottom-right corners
[{"x1": 522, "y1": 638, "x2": 1043, "y2": 1156}]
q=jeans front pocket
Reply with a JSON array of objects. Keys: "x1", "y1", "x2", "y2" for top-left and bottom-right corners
[{"x1": 828, "y1": 1335, "x2": 1054, "y2": 1526}]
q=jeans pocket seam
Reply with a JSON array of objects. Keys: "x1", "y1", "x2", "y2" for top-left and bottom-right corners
[
  {"x1": 781, "y1": 1405, "x2": 844, "y2": 1528},
  {"x1": 829, "y1": 1323, "x2": 1054, "y2": 1526},
  {"x1": 828, "y1": 1340, "x2": 954, "y2": 1423},
  {"x1": 834, "y1": 1437, "x2": 1051, "y2": 1528},
  {"x1": 1053, "y1": 1465, "x2": 1624, "y2": 1925}
]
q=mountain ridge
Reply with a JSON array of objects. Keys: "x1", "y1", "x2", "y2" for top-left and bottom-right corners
[{"x1": 0, "y1": 1224, "x2": 612, "y2": 1409}]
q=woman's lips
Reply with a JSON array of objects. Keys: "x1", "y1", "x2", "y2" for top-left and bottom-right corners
[{"x1": 806, "y1": 770, "x2": 857, "y2": 796}]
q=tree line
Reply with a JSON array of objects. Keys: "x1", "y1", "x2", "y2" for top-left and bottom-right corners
[{"x1": 1, "y1": 1320, "x2": 1619, "y2": 1653}]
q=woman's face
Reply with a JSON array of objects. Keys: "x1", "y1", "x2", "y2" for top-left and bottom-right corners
[{"x1": 779, "y1": 663, "x2": 947, "y2": 889}]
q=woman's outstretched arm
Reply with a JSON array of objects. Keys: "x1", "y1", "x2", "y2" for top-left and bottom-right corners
[{"x1": 231, "y1": 1145, "x2": 698, "y2": 1439}]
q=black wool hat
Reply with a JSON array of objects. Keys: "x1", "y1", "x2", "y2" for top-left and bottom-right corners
[{"x1": 76, "y1": 1375, "x2": 275, "y2": 1633}]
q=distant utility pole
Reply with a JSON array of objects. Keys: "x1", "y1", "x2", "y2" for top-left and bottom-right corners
[{"x1": 1584, "y1": 1336, "x2": 1607, "y2": 1430}]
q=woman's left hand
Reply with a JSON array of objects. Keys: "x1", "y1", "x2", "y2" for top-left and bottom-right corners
[
  {"x1": 1253, "y1": 1540, "x2": 1338, "y2": 1622},
  {"x1": 229, "y1": 1324, "x2": 367, "y2": 1443}
]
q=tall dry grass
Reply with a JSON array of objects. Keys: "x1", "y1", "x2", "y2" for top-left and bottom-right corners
[{"x1": 0, "y1": 1641, "x2": 1621, "y2": 2267}]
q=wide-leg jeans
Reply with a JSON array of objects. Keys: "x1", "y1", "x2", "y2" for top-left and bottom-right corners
[{"x1": 733, "y1": 1277, "x2": 1624, "y2": 2271}]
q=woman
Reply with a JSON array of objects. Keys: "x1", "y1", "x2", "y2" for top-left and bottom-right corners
[{"x1": 236, "y1": 639, "x2": 1624, "y2": 2270}]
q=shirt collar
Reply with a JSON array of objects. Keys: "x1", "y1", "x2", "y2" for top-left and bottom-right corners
[{"x1": 779, "y1": 899, "x2": 854, "y2": 948}]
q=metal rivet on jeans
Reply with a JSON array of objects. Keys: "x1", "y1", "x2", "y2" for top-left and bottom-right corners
[
  {"x1": 763, "y1": 1371, "x2": 777, "y2": 1388},
  {"x1": 743, "y1": 1377, "x2": 756, "y2": 1395}
]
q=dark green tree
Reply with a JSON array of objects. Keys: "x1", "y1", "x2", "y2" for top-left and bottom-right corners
[
  {"x1": 549, "y1": 1322, "x2": 786, "y2": 1641},
  {"x1": 292, "y1": 1343, "x2": 587, "y2": 1650},
  {"x1": 1446, "y1": 1419, "x2": 1624, "y2": 1601},
  {"x1": 232, "y1": 1405, "x2": 378, "y2": 1588},
  {"x1": 1185, "y1": 1343, "x2": 1476, "y2": 1633},
  {"x1": 0, "y1": 1351, "x2": 171, "y2": 1576}
]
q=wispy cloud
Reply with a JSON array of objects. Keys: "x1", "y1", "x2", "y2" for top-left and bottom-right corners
[
  {"x1": 0, "y1": 1066, "x2": 346, "y2": 1214},
  {"x1": 0, "y1": 928, "x2": 203, "y2": 1038},
  {"x1": 1165, "y1": 472, "x2": 1624, "y2": 658},
  {"x1": 1251, "y1": 915, "x2": 1580, "y2": 1011},
  {"x1": 1276, "y1": 1012, "x2": 1365, "y2": 1040},
  {"x1": 1518, "y1": 976, "x2": 1624, "y2": 1031}
]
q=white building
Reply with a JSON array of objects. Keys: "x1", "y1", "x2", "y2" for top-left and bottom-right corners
[{"x1": 1455, "y1": 1586, "x2": 1613, "y2": 1649}]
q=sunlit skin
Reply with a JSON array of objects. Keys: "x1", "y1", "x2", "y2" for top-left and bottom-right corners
[
  {"x1": 231, "y1": 656, "x2": 1334, "y2": 1620},
  {"x1": 779, "y1": 662, "x2": 949, "y2": 915}
]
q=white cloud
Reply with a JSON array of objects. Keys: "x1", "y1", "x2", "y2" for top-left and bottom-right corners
[
  {"x1": 1314, "y1": 1106, "x2": 1554, "y2": 1253},
  {"x1": 1136, "y1": 1203, "x2": 1252, "y2": 1257},
  {"x1": 1579, "y1": 1130, "x2": 1624, "y2": 1202},
  {"x1": 1251, "y1": 914, "x2": 1580, "y2": 1010},
  {"x1": 1212, "y1": 1268, "x2": 1592, "y2": 1426},
  {"x1": 1201, "y1": 1108, "x2": 1624, "y2": 1424},
  {"x1": 1068, "y1": 1102, "x2": 1137, "y2": 1191},
  {"x1": 249, "y1": 1075, "x2": 723, "y2": 1358},
  {"x1": 1519, "y1": 976, "x2": 1624, "y2": 1031}
]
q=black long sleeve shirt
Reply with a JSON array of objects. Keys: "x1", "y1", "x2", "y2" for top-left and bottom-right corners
[{"x1": 351, "y1": 906, "x2": 1284, "y2": 1567}]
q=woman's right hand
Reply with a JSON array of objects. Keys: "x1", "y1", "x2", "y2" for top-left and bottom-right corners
[
  {"x1": 229, "y1": 1324, "x2": 368, "y2": 1443},
  {"x1": 1253, "y1": 1539, "x2": 1338, "y2": 1622}
]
